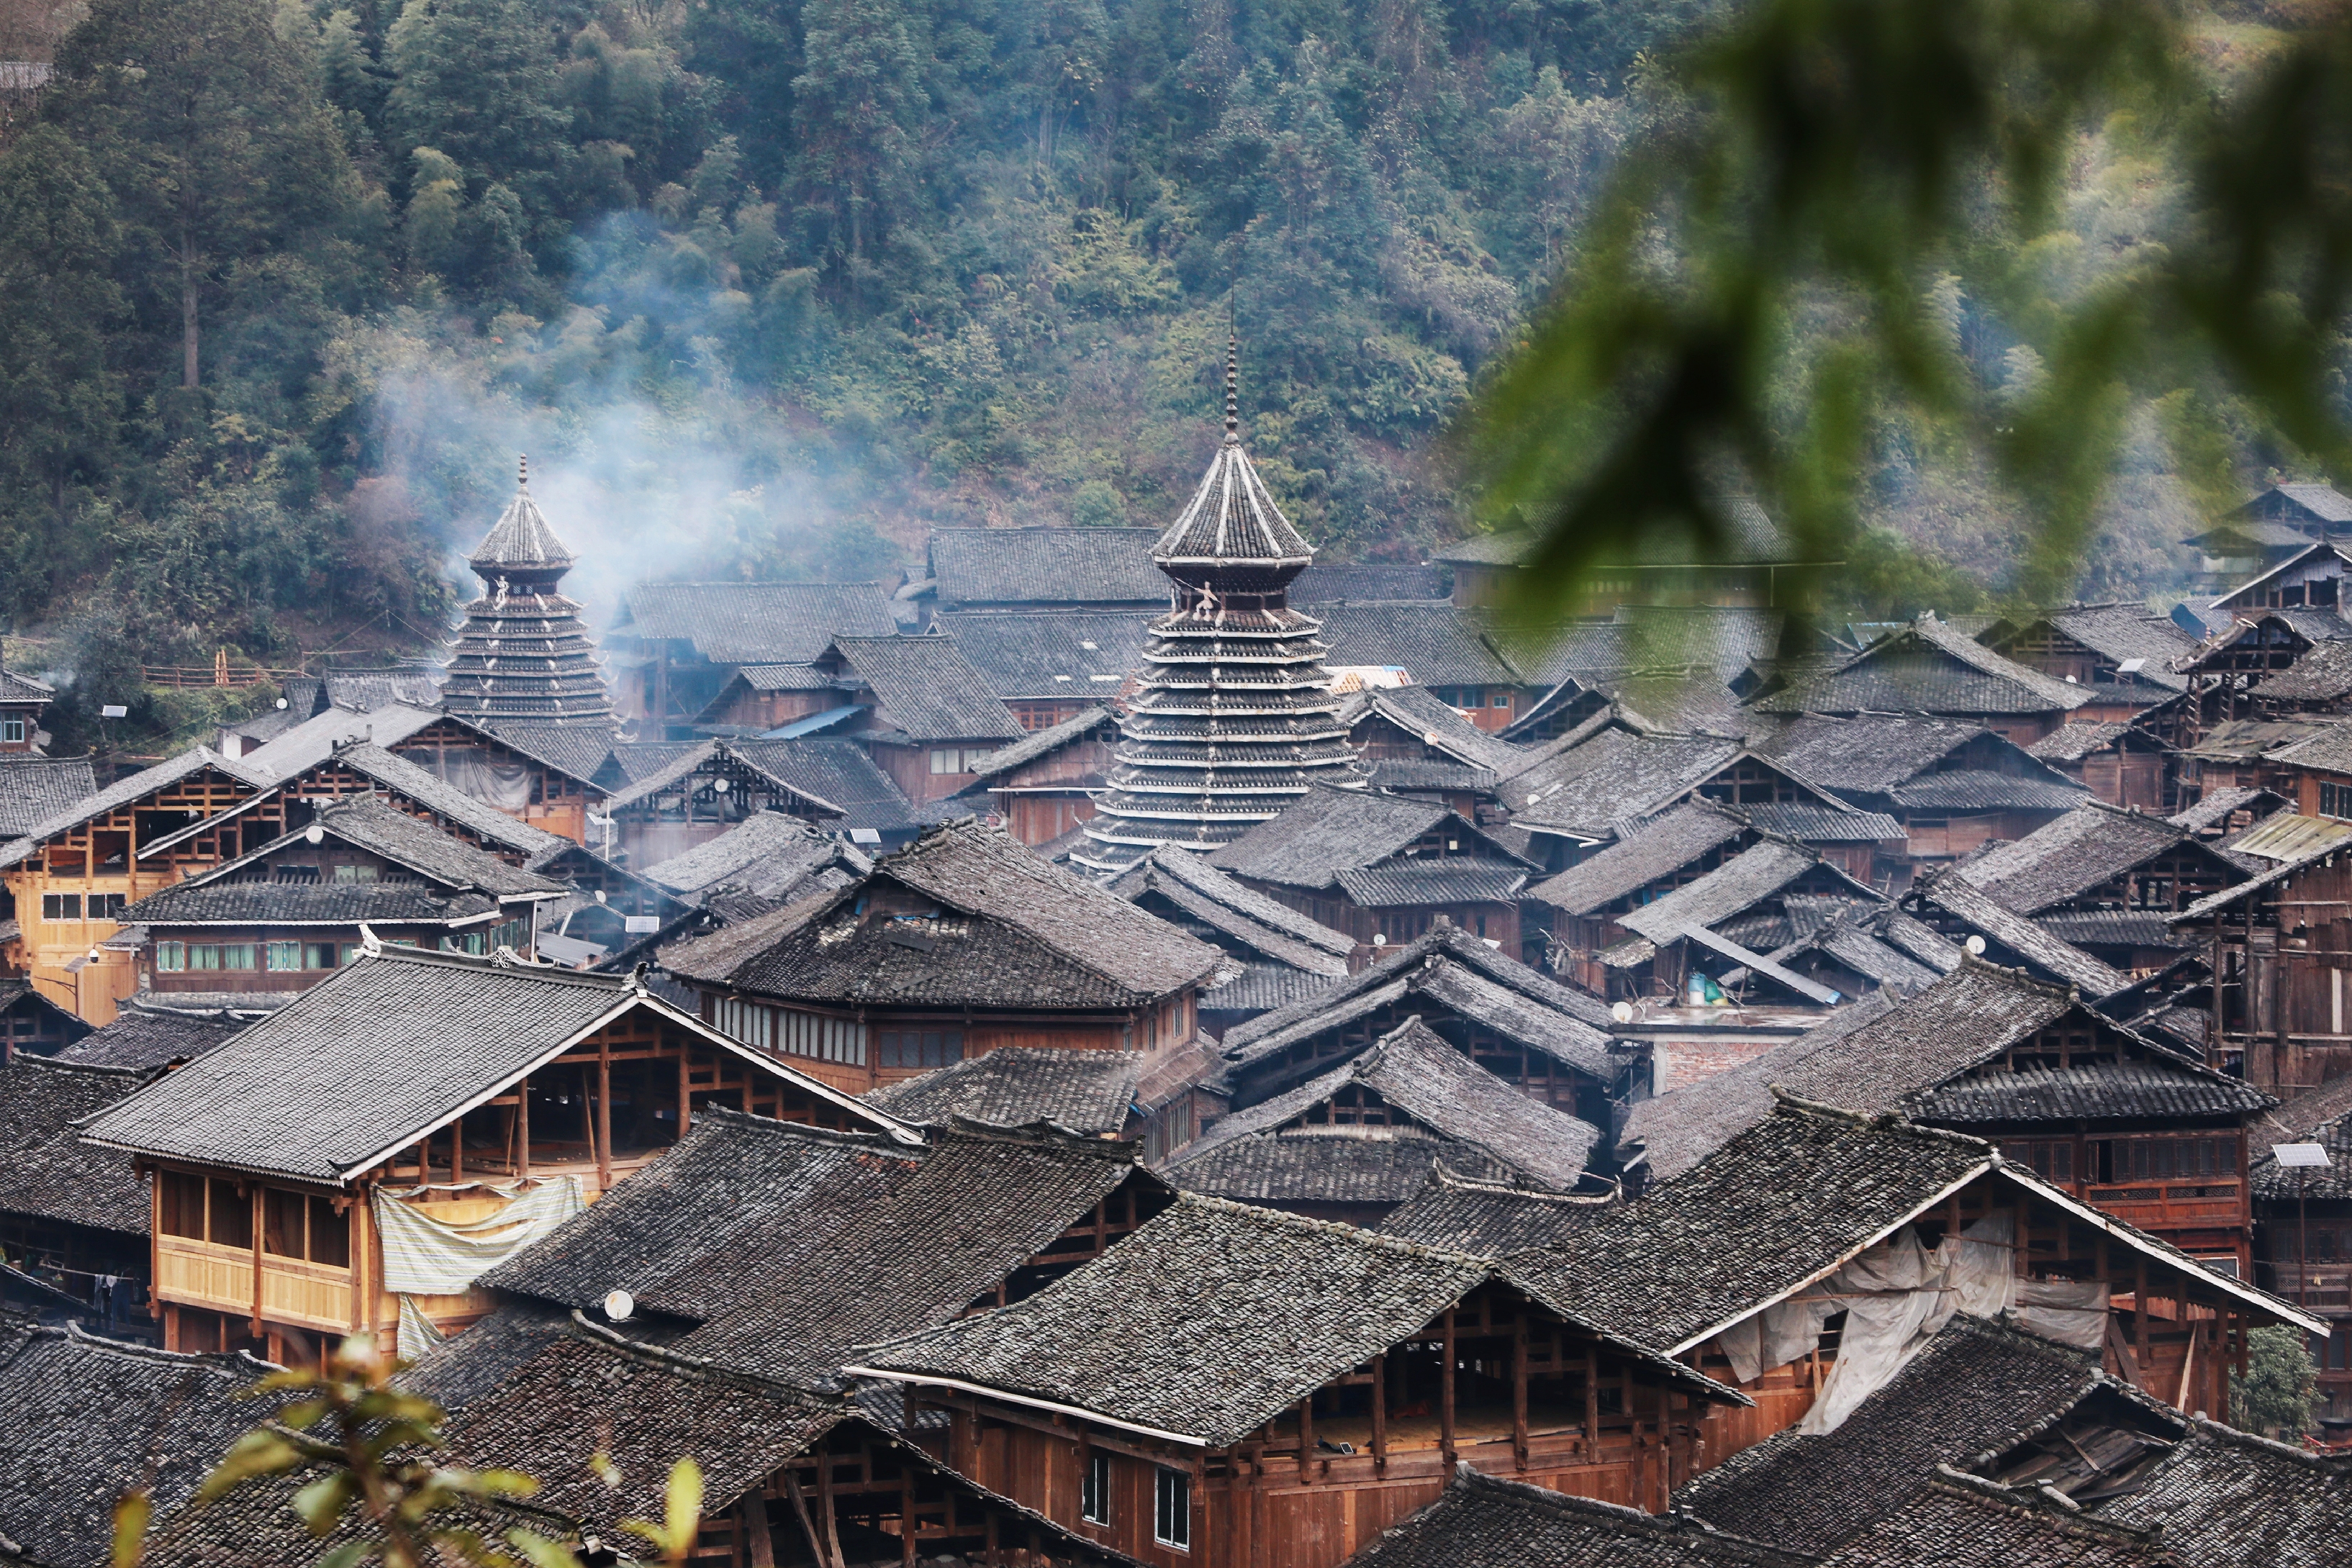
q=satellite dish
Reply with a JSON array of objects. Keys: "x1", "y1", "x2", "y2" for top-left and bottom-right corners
[
  {"x1": 713, "y1": 777, "x2": 731, "y2": 793},
  {"x1": 1610, "y1": 1001, "x2": 1636, "y2": 1024},
  {"x1": 1964, "y1": 935, "x2": 1986, "y2": 956},
  {"x1": 594, "y1": 889, "x2": 608, "y2": 904},
  {"x1": 603, "y1": 1289, "x2": 635, "y2": 1322},
  {"x1": 1372, "y1": 933, "x2": 1387, "y2": 946},
  {"x1": 305, "y1": 825, "x2": 325, "y2": 846}
]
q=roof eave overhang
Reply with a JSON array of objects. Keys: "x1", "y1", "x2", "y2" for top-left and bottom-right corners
[{"x1": 839, "y1": 1368, "x2": 1211, "y2": 1447}]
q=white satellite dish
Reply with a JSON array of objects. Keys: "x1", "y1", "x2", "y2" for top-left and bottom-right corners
[
  {"x1": 594, "y1": 889, "x2": 608, "y2": 904},
  {"x1": 276, "y1": 697, "x2": 289, "y2": 710},
  {"x1": 603, "y1": 1289, "x2": 636, "y2": 1322},
  {"x1": 713, "y1": 777, "x2": 731, "y2": 793},
  {"x1": 1610, "y1": 1001, "x2": 1636, "y2": 1025},
  {"x1": 305, "y1": 824, "x2": 325, "y2": 846},
  {"x1": 1965, "y1": 935, "x2": 1986, "y2": 956}
]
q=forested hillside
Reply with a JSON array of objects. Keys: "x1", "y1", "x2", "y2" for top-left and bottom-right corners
[{"x1": 0, "y1": 0, "x2": 2322, "y2": 699}]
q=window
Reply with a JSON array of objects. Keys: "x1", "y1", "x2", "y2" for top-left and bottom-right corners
[
  {"x1": 929, "y1": 748, "x2": 974, "y2": 774},
  {"x1": 90, "y1": 893, "x2": 127, "y2": 921},
  {"x1": 2325, "y1": 782, "x2": 2352, "y2": 822},
  {"x1": 2001, "y1": 1141, "x2": 2074, "y2": 1183},
  {"x1": 712, "y1": 996, "x2": 867, "y2": 1066},
  {"x1": 1154, "y1": 1468, "x2": 1190, "y2": 1550},
  {"x1": 40, "y1": 894, "x2": 80, "y2": 921},
  {"x1": 1491, "y1": 691, "x2": 1511, "y2": 709},
  {"x1": 0, "y1": 716, "x2": 22, "y2": 743},
  {"x1": 308, "y1": 943, "x2": 342, "y2": 971},
  {"x1": 156, "y1": 942, "x2": 186, "y2": 972},
  {"x1": 189, "y1": 943, "x2": 257, "y2": 972},
  {"x1": 1082, "y1": 1452, "x2": 1112, "y2": 1526},
  {"x1": 333, "y1": 863, "x2": 380, "y2": 883},
  {"x1": 877, "y1": 1029, "x2": 964, "y2": 1069},
  {"x1": 265, "y1": 941, "x2": 304, "y2": 972},
  {"x1": 263, "y1": 1188, "x2": 351, "y2": 1266}
]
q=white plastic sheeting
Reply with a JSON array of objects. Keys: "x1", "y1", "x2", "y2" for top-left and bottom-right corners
[{"x1": 1709, "y1": 1210, "x2": 2112, "y2": 1435}]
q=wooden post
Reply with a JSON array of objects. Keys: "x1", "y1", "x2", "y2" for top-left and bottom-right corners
[
  {"x1": 1583, "y1": 1345, "x2": 1599, "y2": 1453},
  {"x1": 348, "y1": 1187, "x2": 366, "y2": 1334},
  {"x1": 782, "y1": 1472, "x2": 827, "y2": 1568},
  {"x1": 1370, "y1": 1353, "x2": 1388, "y2": 1476},
  {"x1": 1512, "y1": 1308, "x2": 1529, "y2": 1469},
  {"x1": 901, "y1": 1470, "x2": 918, "y2": 1568},
  {"x1": 249, "y1": 1184, "x2": 264, "y2": 1339},
  {"x1": 818, "y1": 1450, "x2": 848, "y2": 1568},
  {"x1": 677, "y1": 1042, "x2": 692, "y2": 1136},
  {"x1": 742, "y1": 1493, "x2": 777, "y2": 1568},
  {"x1": 517, "y1": 1079, "x2": 530, "y2": 1180},
  {"x1": 450, "y1": 1111, "x2": 463, "y2": 1184},
  {"x1": 2015, "y1": 1195, "x2": 2031, "y2": 1275},
  {"x1": 1297, "y1": 1392, "x2": 1313, "y2": 1479},
  {"x1": 1439, "y1": 1308, "x2": 1457, "y2": 1465},
  {"x1": 1657, "y1": 1384, "x2": 1673, "y2": 1510},
  {"x1": 595, "y1": 1047, "x2": 614, "y2": 1192},
  {"x1": 2135, "y1": 1258, "x2": 2150, "y2": 1369}
]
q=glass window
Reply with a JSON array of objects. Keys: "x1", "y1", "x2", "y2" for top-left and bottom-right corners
[
  {"x1": 157, "y1": 942, "x2": 186, "y2": 972},
  {"x1": 1082, "y1": 1452, "x2": 1112, "y2": 1526},
  {"x1": 333, "y1": 864, "x2": 380, "y2": 884},
  {"x1": 40, "y1": 894, "x2": 81, "y2": 921},
  {"x1": 308, "y1": 943, "x2": 340, "y2": 970},
  {"x1": 1154, "y1": 1468, "x2": 1190, "y2": 1550},
  {"x1": 264, "y1": 941, "x2": 304, "y2": 972},
  {"x1": 1491, "y1": 691, "x2": 1511, "y2": 708},
  {"x1": 219, "y1": 943, "x2": 255, "y2": 971},
  {"x1": 0, "y1": 716, "x2": 22, "y2": 742}
]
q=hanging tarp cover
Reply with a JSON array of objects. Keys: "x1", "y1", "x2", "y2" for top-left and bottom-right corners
[
  {"x1": 397, "y1": 1292, "x2": 447, "y2": 1363},
  {"x1": 1709, "y1": 1211, "x2": 2110, "y2": 1434},
  {"x1": 371, "y1": 1176, "x2": 586, "y2": 1297}
]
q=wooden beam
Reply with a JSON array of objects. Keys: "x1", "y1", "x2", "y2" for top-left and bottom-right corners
[
  {"x1": 1370, "y1": 1353, "x2": 1387, "y2": 1476},
  {"x1": 1439, "y1": 1308, "x2": 1457, "y2": 1467},
  {"x1": 249, "y1": 1184, "x2": 264, "y2": 1338},
  {"x1": 1583, "y1": 1344, "x2": 1599, "y2": 1452},
  {"x1": 517, "y1": 1077, "x2": 530, "y2": 1181},
  {"x1": 743, "y1": 1495, "x2": 777, "y2": 1568},
  {"x1": 1296, "y1": 1392, "x2": 1313, "y2": 1479},
  {"x1": 594, "y1": 1051, "x2": 613, "y2": 1193},
  {"x1": 1512, "y1": 1308, "x2": 1529, "y2": 1469},
  {"x1": 2136, "y1": 1257, "x2": 2150, "y2": 1369}
]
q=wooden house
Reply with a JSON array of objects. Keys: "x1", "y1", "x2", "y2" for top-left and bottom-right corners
[
  {"x1": 1978, "y1": 604, "x2": 2197, "y2": 722},
  {"x1": 1757, "y1": 712, "x2": 2091, "y2": 876},
  {"x1": 1207, "y1": 785, "x2": 1536, "y2": 955},
  {"x1": 934, "y1": 609, "x2": 1151, "y2": 730},
  {"x1": 0, "y1": 663, "x2": 53, "y2": 753},
  {"x1": 1211, "y1": 923, "x2": 1619, "y2": 1131},
  {"x1": 850, "y1": 1194, "x2": 1750, "y2": 1568},
  {"x1": 1316, "y1": 601, "x2": 1529, "y2": 731},
  {"x1": 119, "y1": 795, "x2": 569, "y2": 1000},
  {"x1": 2026, "y1": 722, "x2": 2172, "y2": 809},
  {"x1": 602, "y1": 735, "x2": 914, "y2": 864},
  {"x1": 604, "y1": 581, "x2": 899, "y2": 735},
  {"x1": 1522, "y1": 801, "x2": 1760, "y2": 992},
  {"x1": 1157, "y1": 1018, "x2": 1606, "y2": 1225},
  {"x1": 0, "y1": 755, "x2": 96, "y2": 850},
  {"x1": 1106, "y1": 844, "x2": 1354, "y2": 1038},
  {"x1": 0, "y1": 979, "x2": 87, "y2": 1060},
  {"x1": 2183, "y1": 481, "x2": 2352, "y2": 592},
  {"x1": 1344, "y1": 683, "x2": 1526, "y2": 819},
  {"x1": 2207, "y1": 540, "x2": 2352, "y2": 617},
  {"x1": 2171, "y1": 833, "x2": 2352, "y2": 1093},
  {"x1": 1590, "y1": 838, "x2": 1888, "y2": 1007},
  {"x1": 962, "y1": 704, "x2": 1121, "y2": 846},
  {"x1": 636, "y1": 809, "x2": 871, "y2": 917},
  {"x1": 864, "y1": 1046, "x2": 1147, "y2": 1137},
  {"x1": 1408, "y1": 1097, "x2": 2321, "y2": 1465},
  {"x1": 0, "y1": 1054, "x2": 160, "y2": 1336},
  {"x1": 0, "y1": 748, "x2": 266, "y2": 1025},
  {"x1": 689, "y1": 662, "x2": 845, "y2": 734},
  {"x1": 78, "y1": 944, "x2": 903, "y2": 1364},
  {"x1": 659, "y1": 820, "x2": 1226, "y2": 1096},
  {"x1": 2249, "y1": 1085, "x2": 2352, "y2": 1431},
  {"x1": 2171, "y1": 609, "x2": 2352, "y2": 743},
  {"x1": 1901, "y1": 869, "x2": 2138, "y2": 1002},
  {"x1": 1750, "y1": 612, "x2": 2094, "y2": 746},
  {"x1": 804, "y1": 634, "x2": 1026, "y2": 805}
]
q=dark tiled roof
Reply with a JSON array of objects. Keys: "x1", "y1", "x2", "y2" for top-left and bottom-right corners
[
  {"x1": 1224, "y1": 921, "x2": 1615, "y2": 1051},
  {"x1": 0, "y1": 664, "x2": 55, "y2": 703},
  {"x1": 1334, "y1": 856, "x2": 1528, "y2": 907},
  {"x1": 2091, "y1": 1416, "x2": 2352, "y2": 1567},
  {"x1": 639, "y1": 809, "x2": 868, "y2": 901},
  {"x1": 928, "y1": 527, "x2": 1167, "y2": 607},
  {"x1": 725, "y1": 736, "x2": 918, "y2": 831},
  {"x1": 1375, "y1": 1166, "x2": 1614, "y2": 1255},
  {"x1": 862, "y1": 1194, "x2": 1685, "y2": 1447},
  {"x1": 0, "y1": 1057, "x2": 151, "y2": 1238},
  {"x1": 2031, "y1": 605, "x2": 2199, "y2": 689},
  {"x1": 2028, "y1": 910, "x2": 2195, "y2": 950},
  {"x1": 1511, "y1": 1101, "x2": 1998, "y2": 1350},
  {"x1": 1355, "y1": 683, "x2": 1530, "y2": 773},
  {"x1": 0, "y1": 756, "x2": 96, "y2": 838},
  {"x1": 1814, "y1": 1472, "x2": 2168, "y2": 1568},
  {"x1": 1616, "y1": 840, "x2": 1861, "y2": 947},
  {"x1": 2168, "y1": 786, "x2": 2288, "y2": 835},
  {"x1": 829, "y1": 635, "x2": 1024, "y2": 742},
  {"x1": 1154, "y1": 407, "x2": 1315, "y2": 566},
  {"x1": 1504, "y1": 730, "x2": 1746, "y2": 840},
  {"x1": 1752, "y1": 615, "x2": 2092, "y2": 717},
  {"x1": 1163, "y1": 1020, "x2": 1601, "y2": 1200},
  {"x1": 1956, "y1": 804, "x2": 2212, "y2": 915},
  {"x1": 469, "y1": 481, "x2": 574, "y2": 569},
  {"x1": 667, "y1": 820, "x2": 1224, "y2": 1007},
  {"x1": 1200, "y1": 960, "x2": 1343, "y2": 1012},
  {"x1": 463, "y1": 716, "x2": 619, "y2": 786},
  {"x1": 1211, "y1": 787, "x2": 1524, "y2": 892},
  {"x1": 0, "y1": 749, "x2": 258, "y2": 870},
  {"x1": 1883, "y1": 770, "x2": 2092, "y2": 812},
  {"x1": 1367, "y1": 757, "x2": 1497, "y2": 794},
  {"x1": 123, "y1": 878, "x2": 499, "y2": 925},
  {"x1": 866, "y1": 1048, "x2": 1141, "y2": 1134},
  {"x1": 2248, "y1": 638, "x2": 2352, "y2": 702},
  {"x1": 1336, "y1": 1465, "x2": 1793, "y2": 1568},
  {"x1": 2028, "y1": 722, "x2": 2140, "y2": 763},
  {"x1": 1316, "y1": 601, "x2": 1521, "y2": 687},
  {"x1": 1741, "y1": 801, "x2": 1907, "y2": 843},
  {"x1": 967, "y1": 705, "x2": 1116, "y2": 780},
  {"x1": 52, "y1": 1002, "x2": 248, "y2": 1072},
  {"x1": 1913, "y1": 1059, "x2": 2271, "y2": 1123},
  {"x1": 1753, "y1": 714, "x2": 1994, "y2": 793},
  {"x1": 1291, "y1": 563, "x2": 1448, "y2": 602},
  {"x1": 1677, "y1": 1313, "x2": 2109, "y2": 1556},
  {"x1": 231, "y1": 700, "x2": 444, "y2": 779},
  {"x1": 1905, "y1": 871, "x2": 2134, "y2": 996},
  {"x1": 1108, "y1": 846, "x2": 1354, "y2": 976},
  {"x1": 613, "y1": 582, "x2": 900, "y2": 663},
  {"x1": 1525, "y1": 802, "x2": 1751, "y2": 915},
  {"x1": 82, "y1": 948, "x2": 891, "y2": 1182},
  {"x1": 930, "y1": 609, "x2": 1151, "y2": 698},
  {"x1": 0, "y1": 1325, "x2": 273, "y2": 1568}
]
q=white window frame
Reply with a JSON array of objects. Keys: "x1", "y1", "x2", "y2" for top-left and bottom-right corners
[
  {"x1": 1082, "y1": 1451, "x2": 1112, "y2": 1526},
  {"x1": 1154, "y1": 1467, "x2": 1190, "y2": 1551}
]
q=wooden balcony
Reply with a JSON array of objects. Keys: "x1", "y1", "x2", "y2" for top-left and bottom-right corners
[
  {"x1": 158, "y1": 1234, "x2": 354, "y2": 1335},
  {"x1": 2256, "y1": 1261, "x2": 2352, "y2": 1311},
  {"x1": 2081, "y1": 1181, "x2": 2248, "y2": 1232}
]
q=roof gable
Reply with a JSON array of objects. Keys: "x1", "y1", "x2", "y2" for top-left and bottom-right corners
[
  {"x1": 1955, "y1": 803, "x2": 2237, "y2": 915},
  {"x1": 825, "y1": 635, "x2": 1024, "y2": 743},
  {"x1": 1209, "y1": 787, "x2": 1525, "y2": 891}
]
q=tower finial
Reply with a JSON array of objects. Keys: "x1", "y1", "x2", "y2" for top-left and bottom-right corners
[
  {"x1": 518, "y1": 453, "x2": 529, "y2": 490},
  {"x1": 1223, "y1": 334, "x2": 1239, "y2": 442}
]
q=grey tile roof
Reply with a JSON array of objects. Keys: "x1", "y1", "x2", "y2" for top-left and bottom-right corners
[
  {"x1": 1291, "y1": 563, "x2": 1448, "y2": 602},
  {"x1": 1813, "y1": 1470, "x2": 2168, "y2": 1568},
  {"x1": 2091, "y1": 1415, "x2": 2352, "y2": 1567},
  {"x1": 231, "y1": 700, "x2": 444, "y2": 779},
  {"x1": 1732, "y1": 909, "x2": 1953, "y2": 994},
  {"x1": 612, "y1": 581, "x2": 900, "y2": 663},
  {"x1": 122, "y1": 879, "x2": 500, "y2": 927},
  {"x1": 1163, "y1": 1018, "x2": 1601, "y2": 1201},
  {"x1": 1503, "y1": 730, "x2": 1746, "y2": 840},
  {"x1": 0, "y1": 756, "x2": 96, "y2": 838},
  {"x1": 725, "y1": 736, "x2": 918, "y2": 831},
  {"x1": 1201, "y1": 960, "x2": 1343, "y2": 1012},
  {"x1": 638, "y1": 809, "x2": 869, "y2": 902},
  {"x1": 828, "y1": 635, "x2": 1024, "y2": 743},
  {"x1": 866, "y1": 1048, "x2": 1141, "y2": 1134},
  {"x1": 468, "y1": 480, "x2": 575, "y2": 570},
  {"x1": 1524, "y1": 802, "x2": 1751, "y2": 915},
  {"x1": 1905, "y1": 871, "x2": 2134, "y2": 996},
  {"x1": 2027, "y1": 722, "x2": 2139, "y2": 762},
  {"x1": 967, "y1": 704, "x2": 1116, "y2": 781},
  {"x1": 2030, "y1": 604, "x2": 2199, "y2": 689},
  {"x1": 0, "y1": 1325, "x2": 275, "y2": 1568},
  {"x1": 2258, "y1": 640, "x2": 2352, "y2": 702},
  {"x1": 0, "y1": 1057, "x2": 152, "y2": 1238},
  {"x1": 1677, "y1": 1313, "x2": 2112, "y2": 1557},
  {"x1": 2031, "y1": 908, "x2": 2197, "y2": 950},
  {"x1": 1375, "y1": 1166, "x2": 1615, "y2": 1255},
  {"x1": 1753, "y1": 615, "x2": 2091, "y2": 717},
  {"x1": 1883, "y1": 771, "x2": 2094, "y2": 812},
  {"x1": 1753, "y1": 714, "x2": 1996, "y2": 793},
  {"x1": 930, "y1": 609, "x2": 1151, "y2": 698},
  {"x1": 1511, "y1": 1100, "x2": 2004, "y2": 1350},
  {"x1": 0, "y1": 664, "x2": 55, "y2": 703},
  {"x1": 81, "y1": 947, "x2": 892, "y2": 1182},
  {"x1": 1334, "y1": 857, "x2": 1528, "y2": 907},
  {"x1": 928, "y1": 527, "x2": 1167, "y2": 607},
  {"x1": 1108, "y1": 845, "x2": 1354, "y2": 976},
  {"x1": 463, "y1": 716, "x2": 619, "y2": 786},
  {"x1": 1154, "y1": 405, "x2": 1315, "y2": 566},
  {"x1": 1956, "y1": 804, "x2": 2217, "y2": 915},
  {"x1": 52, "y1": 1001, "x2": 248, "y2": 1073},
  {"x1": 1616, "y1": 839, "x2": 1863, "y2": 947},
  {"x1": 1356, "y1": 683, "x2": 1531, "y2": 773},
  {"x1": 1316, "y1": 601, "x2": 1522, "y2": 687},
  {"x1": 665, "y1": 820, "x2": 1225, "y2": 1008},
  {"x1": 0, "y1": 749, "x2": 260, "y2": 870},
  {"x1": 1913, "y1": 1059, "x2": 2271, "y2": 1124},
  {"x1": 1334, "y1": 1464, "x2": 1795, "y2": 1568},
  {"x1": 861, "y1": 1192, "x2": 1731, "y2": 1446},
  {"x1": 1210, "y1": 787, "x2": 1526, "y2": 892},
  {"x1": 1741, "y1": 801, "x2": 1907, "y2": 843},
  {"x1": 2168, "y1": 786, "x2": 2288, "y2": 834}
]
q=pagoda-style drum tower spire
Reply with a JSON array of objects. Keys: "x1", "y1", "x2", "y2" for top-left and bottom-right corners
[
  {"x1": 1075, "y1": 343, "x2": 1360, "y2": 874},
  {"x1": 438, "y1": 458, "x2": 615, "y2": 729}
]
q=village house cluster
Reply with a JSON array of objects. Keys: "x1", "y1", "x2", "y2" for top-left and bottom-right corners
[{"x1": 4, "y1": 366, "x2": 2352, "y2": 1563}]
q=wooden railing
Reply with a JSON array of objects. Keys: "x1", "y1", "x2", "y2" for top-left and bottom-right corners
[
  {"x1": 157, "y1": 1234, "x2": 353, "y2": 1333},
  {"x1": 140, "y1": 651, "x2": 306, "y2": 689}
]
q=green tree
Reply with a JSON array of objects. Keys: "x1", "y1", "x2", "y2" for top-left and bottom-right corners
[
  {"x1": 384, "y1": 0, "x2": 569, "y2": 213},
  {"x1": 791, "y1": 0, "x2": 927, "y2": 284},
  {"x1": 44, "y1": 0, "x2": 357, "y2": 391},
  {"x1": 2230, "y1": 1325, "x2": 2319, "y2": 1441}
]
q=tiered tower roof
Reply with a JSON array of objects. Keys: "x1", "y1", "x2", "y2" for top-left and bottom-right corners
[
  {"x1": 1074, "y1": 345, "x2": 1362, "y2": 874},
  {"x1": 438, "y1": 460, "x2": 615, "y2": 730}
]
